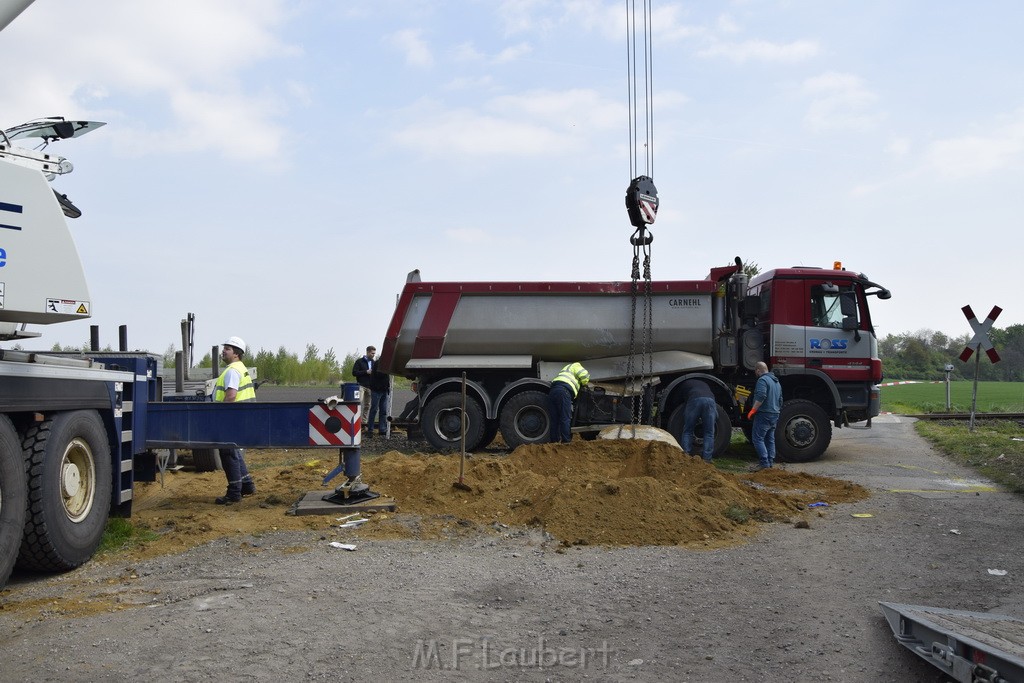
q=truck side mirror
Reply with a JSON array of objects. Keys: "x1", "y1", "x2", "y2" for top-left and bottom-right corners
[{"x1": 839, "y1": 291, "x2": 857, "y2": 316}]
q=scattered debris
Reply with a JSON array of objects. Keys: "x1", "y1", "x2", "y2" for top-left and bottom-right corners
[
  {"x1": 336, "y1": 518, "x2": 369, "y2": 529},
  {"x1": 328, "y1": 542, "x2": 357, "y2": 551}
]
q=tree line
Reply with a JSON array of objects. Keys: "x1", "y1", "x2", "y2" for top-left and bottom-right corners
[
  {"x1": 44, "y1": 341, "x2": 363, "y2": 385},
  {"x1": 879, "y1": 325, "x2": 1024, "y2": 381},
  {"x1": 192, "y1": 344, "x2": 359, "y2": 385}
]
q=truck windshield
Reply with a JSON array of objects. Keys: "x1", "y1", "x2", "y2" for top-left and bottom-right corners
[{"x1": 811, "y1": 284, "x2": 857, "y2": 329}]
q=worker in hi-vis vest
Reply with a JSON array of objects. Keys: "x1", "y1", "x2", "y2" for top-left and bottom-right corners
[
  {"x1": 547, "y1": 362, "x2": 590, "y2": 443},
  {"x1": 213, "y1": 336, "x2": 257, "y2": 505}
]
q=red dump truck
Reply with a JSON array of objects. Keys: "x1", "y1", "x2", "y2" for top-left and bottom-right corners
[{"x1": 380, "y1": 260, "x2": 891, "y2": 461}]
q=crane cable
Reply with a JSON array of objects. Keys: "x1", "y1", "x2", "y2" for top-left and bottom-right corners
[{"x1": 623, "y1": 0, "x2": 657, "y2": 425}]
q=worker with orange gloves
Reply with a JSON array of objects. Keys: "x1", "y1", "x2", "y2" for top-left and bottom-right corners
[
  {"x1": 547, "y1": 362, "x2": 590, "y2": 443},
  {"x1": 747, "y1": 361, "x2": 783, "y2": 471}
]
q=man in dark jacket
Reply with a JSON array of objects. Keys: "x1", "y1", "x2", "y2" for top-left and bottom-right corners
[
  {"x1": 352, "y1": 346, "x2": 377, "y2": 431},
  {"x1": 678, "y1": 377, "x2": 717, "y2": 461},
  {"x1": 367, "y1": 365, "x2": 391, "y2": 437}
]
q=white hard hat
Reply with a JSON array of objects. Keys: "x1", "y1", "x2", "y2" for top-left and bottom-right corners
[{"x1": 222, "y1": 336, "x2": 247, "y2": 354}]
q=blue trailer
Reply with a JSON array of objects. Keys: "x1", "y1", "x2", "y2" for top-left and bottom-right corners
[{"x1": 0, "y1": 348, "x2": 368, "y2": 589}]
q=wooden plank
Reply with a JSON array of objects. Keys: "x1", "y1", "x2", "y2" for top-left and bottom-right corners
[{"x1": 288, "y1": 490, "x2": 396, "y2": 516}]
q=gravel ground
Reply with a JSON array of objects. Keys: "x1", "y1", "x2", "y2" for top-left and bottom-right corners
[{"x1": 1, "y1": 414, "x2": 1021, "y2": 682}]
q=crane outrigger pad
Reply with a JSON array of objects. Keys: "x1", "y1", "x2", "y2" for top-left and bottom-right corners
[
  {"x1": 289, "y1": 490, "x2": 396, "y2": 516},
  {"x1": 879, "y1": 601, "x2": 1024, "y2": 682}
]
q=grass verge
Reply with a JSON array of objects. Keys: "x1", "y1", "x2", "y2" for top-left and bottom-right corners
[
  {"x1": 915, "y1": 419, "x2": 1024, "y2": 495},
  {"x1": 97, "y1": 517, "x2": 160, "y2": 557}
]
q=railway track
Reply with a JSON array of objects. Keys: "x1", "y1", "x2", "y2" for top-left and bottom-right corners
[{"x1": 903, "y1": 412, "x2": 1024, "y2": 421}]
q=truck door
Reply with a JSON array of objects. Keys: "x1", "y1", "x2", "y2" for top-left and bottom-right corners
[{"x1": 805, "y1": 280, "x2": 871, "y2": 382}]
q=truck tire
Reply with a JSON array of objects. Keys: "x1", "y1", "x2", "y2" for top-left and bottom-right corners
[
  {"x1": 0, "y1": 415, "x2": 28, "y2": 588},
  {"x1": 191, "y1": 448, "x2": 222, "y2": 472},
  {"x1": 479, "y1": 421, "x2": 499, "y2": 449},
  {"x1": 18, "y1": 411, "x2": 112, "y2": 572},
  {"x1": 667, "y1": 403, "x2": 731, "y2": 458},
  {"x1": 776, "y1": 399, "x2": 832, "y2": 463},
  {"x1": 499, "y1": 391, "x2": 551, "y2": 450},
  {"x1": 422, "y1": 393, "x2": 485, "y2": 452}
]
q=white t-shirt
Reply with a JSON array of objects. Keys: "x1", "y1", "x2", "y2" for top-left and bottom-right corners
[{"x1": 223, "y1": 367, "x2": 242, "y2": 392}]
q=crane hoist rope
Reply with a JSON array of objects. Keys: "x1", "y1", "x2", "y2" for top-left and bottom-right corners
[{"x1": 623, "y1": 0, "x2": 657, "y2": 425}]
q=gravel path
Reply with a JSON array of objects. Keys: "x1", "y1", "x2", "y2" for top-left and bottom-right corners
[{"x1": 2, "y1": 414, "x2": 1020, "y2": 682}]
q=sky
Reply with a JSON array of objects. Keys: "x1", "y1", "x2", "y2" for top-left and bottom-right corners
[{"x1": 2, "y1": 0, "x2": 1023, "y2": 363}]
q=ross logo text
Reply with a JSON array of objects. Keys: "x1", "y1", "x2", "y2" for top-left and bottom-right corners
[{"x1": 809, "y1": 338, "x2": 848, "y2": 350}]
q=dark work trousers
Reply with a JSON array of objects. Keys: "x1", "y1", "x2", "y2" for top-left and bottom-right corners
[
  {"x1": 219, "y1": 448, "x2": 253, "y2": 498},
  {"x1": 547, "y1": 382, "x2": 575, "y2": 443}
]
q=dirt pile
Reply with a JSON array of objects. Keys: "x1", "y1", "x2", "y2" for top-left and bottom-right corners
[
  {"x1": 365, "y1": 439, "x2": 868, "y2": 547},
  {"x1": 91, "y1": 439, "x2": 868, "y2": 565}
]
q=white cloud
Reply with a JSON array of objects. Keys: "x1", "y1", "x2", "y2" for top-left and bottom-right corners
[
  {"x1": 802, "y1": 72, "x2": 881, "y2": 132},
  {"x1": 444, "y1": 76, "x2": 496, "y2": 92},
  {"x1": 453, "y1": 42, "x2": 486, "y2": 62},
  {"x1": 886, "y1": 137, "x2": 912, "y2": 158},
  {"x1": 391, "y1": 108, "x2": 574, "y2": 157},
  {"x1": 716, "y1": 14, "x2": 741, "y2": 35},
  {"x1": 924, "y1": 114, "x2": 1024, "y2": 178},
  {"x1": 0, "y1": 0, "x2": 299, "y2": 162},
  {"x1": 387, "y1": 29, "x2": 435, "y2": 68},
  {"x1": 444, "y1": 227, "x2": 491, "y2": 244},
  {"x1": 494, "y1": 42, "x2": 533, "y2": 64},
  {"x1": 390, "y1": 89, "x2": 625, "y2": 158},
  {"x1": 562, "y1": 1, "x2": 703, "y2": 43},
  {"x1": 498, "y1": 0, "x2": 554, "y2": 35},
  {"x1": 698, "y1": 38, "x2": 820, "y2": 64},
  {"x1": 488, "y1": 89, "x2": 624, "y2": 130}
]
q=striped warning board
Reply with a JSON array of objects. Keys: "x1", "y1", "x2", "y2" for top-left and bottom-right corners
[
  {"x1": 309, "y1": 402, "x2": 360, "y2": 446},
  {"x1": 959, "y1": 305, "x2": 1001, "y2": 363}
]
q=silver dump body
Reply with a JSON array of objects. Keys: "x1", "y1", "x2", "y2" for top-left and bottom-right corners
[{"x1": 386, "y1": 281, "x2": 725, "y2": 376}]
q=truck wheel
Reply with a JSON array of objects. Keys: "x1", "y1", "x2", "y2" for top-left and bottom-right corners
[
  {"x1": 0, "y1": 415, "x2": 28, "y2": 588},
  {"x1": 667, "y1": 404, "x2": 731, "y2": 457},
  {"x1": 422, "y1": 393, "x2": 485, "y2": 452},
  {"x1": 776, "y1": 399, "x2": 832, "y2": 463},
  {"x1": 499, "y1": 391, "x2": 551, "y2": 450},
  {"x1": 191, "y1": 448, "x2": 222, "y2": 472},
  {"x1": 479, "y1": 421, "x2": 499, "y2": 449},
  {"x1": 18, "y1": 411, "x2": 112, "y2": 572}
]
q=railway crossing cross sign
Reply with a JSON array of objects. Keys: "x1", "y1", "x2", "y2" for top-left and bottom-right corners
[
  {"x1": 959, "y1": 303, "x2": 1002, "y2": 432},
  {"x1": 959, "y1": 305, "x2": 1001, "y2": 363}
]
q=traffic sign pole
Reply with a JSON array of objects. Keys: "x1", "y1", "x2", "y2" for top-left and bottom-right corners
[{"x1": 960, "y1": 304, "x2": 1002, "y2": 432}]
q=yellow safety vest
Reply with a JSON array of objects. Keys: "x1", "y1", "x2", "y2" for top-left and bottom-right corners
[
  {"x1": 213, "y1": 361, "x2": 256, "y2": 402},
  {"x1": 551, "y1": 362, "x2": 590, "y2": 398}
]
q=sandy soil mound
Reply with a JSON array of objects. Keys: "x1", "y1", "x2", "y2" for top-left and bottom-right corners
[
  {"x1": 107, "y1": 439, "x2": 867, "y2": 564},
  {"x1": 367, "y1": 440, "x2": 868, "y2": 547}
]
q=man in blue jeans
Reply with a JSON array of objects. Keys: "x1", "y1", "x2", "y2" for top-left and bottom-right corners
[
  {"x1": 547, "y1": 362, "x2": 590, "y2": 443},
  {"x1": 748, "y1": 361, "x2": 783, "y2": 471},
  {"x1": 678, "y1": 377, "x2": 717, "y2": 461}
]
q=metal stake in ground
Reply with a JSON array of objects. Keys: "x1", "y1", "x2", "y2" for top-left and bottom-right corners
[{"x1": 453, "y1": 371, "x2": 471, "y2": 491}]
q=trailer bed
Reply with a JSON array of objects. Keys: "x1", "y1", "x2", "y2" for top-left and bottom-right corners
[{"x1": 880, "y1": 601, "x2": 1024, "y2": 682}]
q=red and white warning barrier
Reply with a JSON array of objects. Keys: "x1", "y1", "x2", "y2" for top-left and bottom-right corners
[{"x1": 308, "y1": 402, "x2": 360, "y2": 446}]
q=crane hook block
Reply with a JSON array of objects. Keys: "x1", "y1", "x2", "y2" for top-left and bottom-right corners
[{"x1": 625, "y1": 175, "x2": 658, "y2": 228}]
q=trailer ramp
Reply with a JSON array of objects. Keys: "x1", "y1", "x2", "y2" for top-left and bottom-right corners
[{"x1": 880, "y1": 601, "x2": 1024, "y2": 682}]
